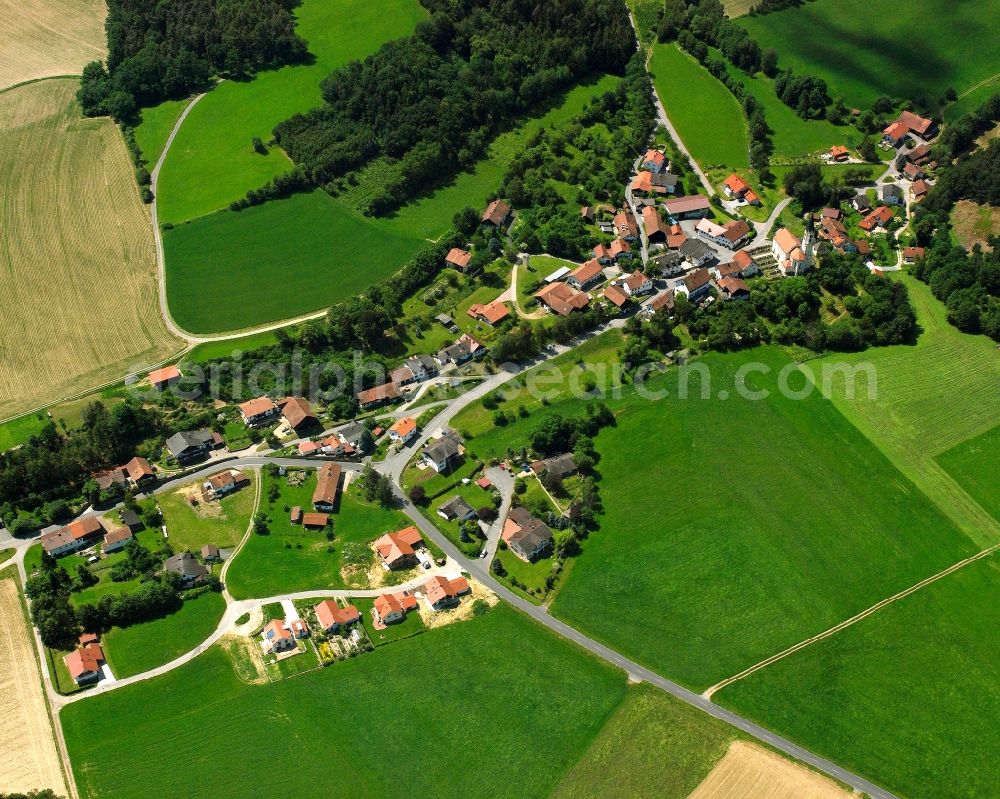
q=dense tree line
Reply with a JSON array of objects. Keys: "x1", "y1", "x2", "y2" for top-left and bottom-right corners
[
  {"x1": 275, "y1": 0, "x2": 635, "y2": 213},
  {"x1": 774, "y1": 70, "x2": 830, "y2": 119},
  {"x1": 78, "y1": 0, "x2": 308, "y2": 119},
  {"x1": 936, "y1": 93, "x2": 1000, "y2": 161}
]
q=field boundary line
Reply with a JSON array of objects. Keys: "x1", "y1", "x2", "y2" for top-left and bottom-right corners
[
  {"x1": 0, "y1": 74, "x2": 83, "y2": 96},
  {"x1": 703, "y1": 542, "x2": 1000, "y2": 698}
]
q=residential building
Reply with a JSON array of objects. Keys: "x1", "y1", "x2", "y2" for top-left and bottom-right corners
[
  {"x1": 124, "y1": 457, "x2": 155, "y2": 488},
  {"x1": 829, "y1": 145, "x2": 850, "y2": 161},
  {"x1": 651, "y1": 250, "x2": 686, "y2": 277},
  {"x1": 664, "y1": 195, "x2": 712, "y2": 220},
  {"x1": 534, "y1": 282, "x2": 590, "y2": 316},
  {"x1": 907, "y1": 143, "x2": 932, "y2": 165},
  {"x1": 642, "y1": 206, "x2": 669, "y2": 244},
  {"x1": 102, "y1": 527, "x2": 133, "y2": 554},
  {"x1": 902, "y1": 162, "x2": 925, "y2": 181},
  {"x1": 314, "y1": 600, "x2": 361, "y2": 634},
  {"x1": 424, "y1": 575, "x2": 472, "y2": 610},
  {"x1": 164, "y1": 551, "x2": 208, "y2": 586},
  {"x1": 593, "y1": 243, "x2": 613, "y2": 264},
  {"x1": 911, "y1": 179, "x2": 930, "y2": 201},
  {"x1": 261, "y1": 619, "x2": 296, "y2": 654},
  {"x1": 622, "y1": 271, "x2": 654, "y2": 297},
  {"x1": 164, "y1": 429, "x2": 222, "y2": 463},
  {"x1": 821, "y1": 207, "x2": 843, "y2": 222},
  {"x1": 422, "y1": 432, "x2": 465, "y2": 473},
  {"x1": 902, "y1": 246, "x2": 926, "y2": 263},
  {"x1": 280, "y1": 397, "x2": 316, "y2": 431},
  {"x1": 580, "y1": 205, "x2": 595, "y2": 223},
  {"x1": 446, "y1": 247, "x2": 472, "y2": 272},
  {"x1": 41, "y1": 515, "x2": 106, "y2": 557},
  {"x1": 889, "y1": 110, "x2": 935, "y2": 139},
  {"x1": 642, "y1": 148, "x2": 666, "y2": 173},
  {"x1": 609, "y1": 238, "x2": 632, "y2": 261},
  {"x1": 239, "y1": 396, "x2": 279, "y2": 426},
  {"x1": 371, "y1": 593, "x2": 418, "y2": 626},
  {"x1": 118, "y1": 508, "x2": 142, "y2": 532},
  {"x1": 851, "y1": 195, "x2": 872, "y2": 213},
  {"x1": 467, "y1": 300, "x2": 510, "y2": 326},
  {"x1": 65, "y1": 642, "x2": 105, "y2": 685},
  {"x1": 337, "y1": 421, "x2": 368, "y2": 447},
  {"x1": 613, "y1": 209, "x2": 639, "y2": 240},
  {"x1": 388, "y1": 416, "x2": 418, "y2": 444},
  {"x1": 647, "y1": 289, "x2": 675, "y2": 316},
  {"x1": 859, "y1": 206, "x2": 894, "y2": 232},
  {"x1": 356, "y1": 382, "x2": 400, "y2": 409},
  {"x1": 403, "y1": 355, "x2": 437, "y2": 382},
  {"x1": 530, "y1": 453, "x2": 577, "y2": 479},
  {"x1": 148, "y1": 365, "x2": 181, "y2": 391},
  {"x1": 718, "y1": 276, "x2": 750, "y2": 299},
  {"x1": 482, "y1": 199, "x2": 512, "y2": 229},
  {"x1": 436, "y1": 334, "x2": 485, "y2": 366},
  {"x1": 631, "y1": 170, "x2": 676, "y2": 197},
  {"x1": 666, "y1": 222, "x2": 687, "y2": 250},
  {"x1": 93, "y1": 466, "x2": 127, "y2": 495},
  {"x1": 677, "y1": 268, "x2": 712, "y2": 302},
  {"x1": 313, "y1": 462, "x2": 342, "y2": 511},
  {"x1": 679, "y1": 238, "x2": 716, "y2": 267},
  {"x1": 437, "y1": 495, "x2": 477, "y2": 522},
  {"x1": 501, "y1": 507, "x2": 554, "y2": 563},
  {"x1": 882, "y1": 121, "x2": 909, "y2": 147},
  {"x1": 374, "y1": 526, "x2": 423, "y2": 569},
  {"x1": 695, "y1": 218, "x2": 752, "y2": 248},
  {"x1": 202, "y1": 469, "x2": 248, "y2": 499},
  {"x1": 566, "y1": 259, "x2": 604, "y2": 290},
  {"x1": 201, "y1": 545, "x2": 221, "y2": 563},
  {"x1": 603, "y1": 285, "x2": 629, "y2": 310},
  {"x1": 732, "y1": 249, "x2": 759, "y2": 277}
]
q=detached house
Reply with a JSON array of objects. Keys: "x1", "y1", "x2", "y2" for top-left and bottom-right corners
[
  {"x1": 388, "y1": 416, "x2": 418, "y2": 444},
  {"x1": 374, "y1": 526, "x2": 423, "y2": 570},
  {"x1": 165, "y1": 429, "x2": 222, "y2": 463},
  {"x1": 280, "y1": 397, "x2": 316, "y2": 432},
  {"x1": 609, "y1": 238, "x2": 632, "y2": 261},
  {"x1": 482, "y1": 199, "x2": 512, "y2": 229},
  {"x1": 124, "y1": 457, "x2": 155, "y2": 488},
  {"x1": 621, "y1": 271, "x2": 654, "y2": 297},
  {"x1": 642, "y1": 148, "x2": 667, "y2": 173},
  {"x1": 65, "y1": 642, "x2": 105, "y2": 685},
  {"x1": 613, "y1": 209, "x2": 639, "y2": 240},
  {"x1": 424, "y1": 575, "x2": 472, "y2": 610},
  {"x1": 314, "y1": 600, "x2": 360, "y2": 634},
  {"x1": 829, "y1": 145, "x2": 850, "y2": 162},
  {"x1": 695, "y1": 218, "x2": 752, "y2": 249},
  {"x1": 859, "y1": 206, "x2": 894, "y2": 232},
  {"x1": 679, "y1": 238, "x2": 716, "y2": 267},
  {"x1": 535, "y1": 282, "x2": 589, "y2": 316},
  {"x1": 239, "y1": 396, "x2": 279, "y2": 427},
  {"x1": 261, "y1": 619, "x2": 296, "y2": 654},
  {"x1": 718, "y1": 276, "x2": 750, "y2": 299},
  {"x1": 437, "y1": 495, "x2": 477, "y2": 522},
  {"x1": 41, "y1": 516, "x2": 105, "y2": 557},
  {"x1": 436, "y1": 334, "x2": 485, "y2": 367},
  {"x1": 593, "y1": 243, "x2": 613, "y2": 264},
  {"x1": 313, "y1": 463, "x2": 342, "y2": 512},
  {"x1": 566, "y1": 259, "x2": 604, "y2": 290},
  {"x1": 678, "y1": 268, "x2": 712, "y2": 302},
  {"x1": 502, "y1": 507, "x2": 554, "y2": 563},
  {"x1": 372, "y1": 592, "x2": 418, "y2": 626},
  {"x1": 164, "y1": 551, "x2": 208, "y2": 586},
  {"x1": 467, "y1": 300, "x2": 510, "y2": 326},
  {"x1": 148, "y1": 365, "x2": 181, "y2": 391},
  {"x1": 722, "y1": 174, "x2": 759, "y2": 205},
  {"x1": 422, "y1": 432, "x2": 464, "y2": 473},
  {"x1": 642, "y1": 206, "x2": 669, "y2": 244},
  {"x1": 446, "y1": 247, "x2": 473, "y2": 272},
  {"x1": 356, "y1": 382, "x2": 400, "y2": 409},
  {"x1": 202, "y1": 469, "x2": 248, "y2": 500}
]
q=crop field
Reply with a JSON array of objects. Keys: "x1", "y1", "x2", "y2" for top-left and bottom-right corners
[
  {"x1": 154, "y1": 0, "x2": 428, "y2": 224},
  {"x1": 0, "y1": 578, "x2": 67, "y2": 796},
  {"x1": 0, "y1": 0, "x2": 105, "y2": 89},
  {"x1": 0, "y1": 80, "x2": 181, "y2": 420},
  {"x1": 63, "y1": 605, "x2": 625, "y2": 799},
  {"x1": 163, "y1": 191, "x2": 424, "y2": 333},
  {"x1": 815, "y1": 274, "x2": 1000, "y2": 547},
  {"x1": 650, "y1": 44, "x2": 749, "y2": 170},
  {"x1": 718, "y1": 552, "x2": 1000, "y2": 799},
  {"x1": 936, "y1": 424, "x2": 1000, "y2": 525},
  {"x1": 158, "y1": 475, "x2": 257, "y2": 551},
  {"x1": 738, "y1": 0, "x2": 1000, "y2": 110}
]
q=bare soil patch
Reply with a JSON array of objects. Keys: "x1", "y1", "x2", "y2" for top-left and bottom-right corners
[
  {"x1": 218, "y1": 633, "x2": 267, "y2": 685},
  {"x1": 687, "y1": 741, "x2": 854, "y2": 799},
  {"x1": 952, "y1": 199, "x2": 1000, "y2": 253},
  {"x1": 417, "y1": 579, "x2": 498, "y2": 630},
  {"x1": 0, "y1": 579, "x2": 67, "y2": 795}
]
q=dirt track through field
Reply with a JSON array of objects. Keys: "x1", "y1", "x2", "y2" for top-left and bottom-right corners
[
  {"x1": 0, "y1": 79, "x2": 181, "y2": 419},
  {"x1": 688, "y1": 741, "x2": 853, "y2": 799},
  {"x1": 0, "y1": 579, "x2": 67, "y2": 795},
  {"x1": 0, "y1": 0, "x2": 106, "y2": 90}
]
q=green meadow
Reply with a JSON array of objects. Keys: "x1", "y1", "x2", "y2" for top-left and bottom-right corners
[
  {"x1": 63, "y1": 606, "x2": 626, "y2": 799},
  {"x1": 0, "y1": 411, "x2": 47, "y2": 451},
  {"x1": 936, "y1": 424, "x2": 1000, "y2": 525},
  {"x1": 649, "y1": 43, "x2": 748, "y2": 170},
  {"x1": 183, "y1": 330, "x2": 279, "y2": 363},
  {"x1": 134, "y1": 97, "x2": 189, "y2": 166},
  {"x1": 158, "y1": 475, "x2": 257, "y2": 551},
  {"x1": 718, "y1": 553, "x2": 1000, "y2": 799},
  {"x1": 738, "y1": 0, "x2": 1000, "y2": 110}
]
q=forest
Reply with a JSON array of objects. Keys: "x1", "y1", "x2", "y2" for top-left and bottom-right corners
[
  {"x1": 77, "y1": 0, "x2": 308, "y2": 119},
  {"x1": 275, "y1": 0, "x2": 635, "y2": 213}
]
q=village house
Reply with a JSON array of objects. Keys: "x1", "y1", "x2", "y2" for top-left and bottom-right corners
[
  {"x1": 603, "y1": 285, "x2": 629, "y2": 311},
  {"x1": 403, "y1": 354, "x2": 437, "y2": 382},
  {"x1": 680, "y1": 238, "x2": 716, "y2": 268},
  {"x1": 829, "y1": 145, "x2": 850, "y2": 162},
  {"x1": 389, "y1": 416, "x2": 418, "y2": 445},
  {"x1": 118, "y1": 508, "x2": 142, "y2": 532},
  {"x1": 502, "y1": 507, "x2": 554, "y2": 563},
  {"x1": 336, "y1": 421, "x2": 367, "y2": 448},
  {"x1": 580, "y1": 206, "x2": 594, "y2": 223},
  {"x1": 718, "y1": 276, "x2": 751, "y2": 300},
  {"x1": 93, "y1": 466, "x2": 128, "y2": 496},
  {"x1": 372, "y1": 592, "x2": 418, "y2": 626},
  {"x1": 356, "y1": 382, "x2": 400, "y2": 410},
  {"x1": 646, "y1": 289, "x2": 676, "y2": 316},
  {"x1": 664, "y1": 194, "x2": 712, "y2": 220},
  {"x1": 41, "y1": 515, "x2": 106, "y2": 556},
  {"x1": 902, "y1": 162, "x2": 925, "y2": 181},
  {"x1": 911, "y1": 179, "x2": 930, "y2": 201},
  {"x1": 630, "y1": 170, "x2": 676, "y2": 197},
  {"x1": 261, "y1": 619, "x2": 296, "y2": 655},
  {"x1": 642, "y1": 206, "x2": 669, "y2": 245},
  {"x1": 721, "y1": 174, "x2": 760, "y2": 205},
  {"x1": 906, "y1": 143, "x2": 932, "y2": 165},
  {"x1": 201, "y1": 544, "x2": 221, "y2": 563},
  {"x1": 651, "y1": 250, "x2": 686, "y2": 277},
  {"x1": 422, "y1": 432, "x2": 464, "y2": 473},
  {"x1": 313, "y1": 462, "x2": 342, "y2": 512},
  {"x1": 314, "y1": 600, "x2": 360, "y2": 634},
  {"x1": 164, "y1": 551, "x2": 208, "y2": 586},
  {"x1": 165, "y1": 429, "x2": 222, "y2": 463},
  {"x1": 859, "y1": 206, "x2": 894, "y2": 232},
  {"x1": 437, "y1": 495, "x2": 477, "y2": 522},
  {"x1": 65, "y1": 642, "x2": 105, "y2": 685},
  {"x1": 593, "y1": 243, "x2": 613, "y2": 264},
  {"x1": 279, "y1": 397, "x2": 316, "y2": 432},
  {"x1": 609, "y1": 238, "x2": 632, "y2": 261},
  {"x1": 239, "y1": 396, "x2": 279, "y2": 427},
  {"x1": 374, "y1": 526, "x2": 424, "y2": 570},
  {"x1": 902, "y1": 246, "x2": 926, "y2": 264},
  {"x1": 202, "y1": 469, "x2": 248, "y2": 500},
  {"x1": 530, "y1": 453, "x2": 577, "y2": 479},
  {"x1": 642, "y1": 148, "x2": 666, "y2": 173},
  {"x1": 436, "y1": 333, "x2": 486, "y2": 367},
  {"x1": 716, "y1": 250, "x2": 760, "y2": 279},
  {"x1": 677, "y1": 267, "x2": 712, "y2": 302},
  {"x1": 148, "y1": 365, "x2": 181, "y2": 391},
  {"x1": 852, "y1": 195, "x2": 872, "y2": 213},
  {"x1": 882, "y1": 122, "x2": 909, "y2": 147},
  {"x1": 613, "y1": 209, "x2": 639, "y2": 240},
  {"x1": 424, "y1": 574, "x2": 472, "y2": 610},
  {"x1": 467, "y1": 300, "x2": 510, "y2": 326},
  {"x1": 666, "y1": 222, "x2": 687, "y2": 250},
  {"x1": 566, "y1": 259, "x2": 604, "y2": 290},
  {"x1": 622, "y1": 271, "x2": 655, "y2": 297},
  {"x1": 821, "y1": 207, "x2": 843, "y2": 222},
  {"x1": 482, "y1": 199, "x2": 512, "y2": 229},
  {"x1": 102, "y1": 526, "x2": 133, "y2": 554},
  {"x1": 535, "y1": 282, "x2": 590, "y2": 316},
  {"x1": 888, "y1": 110, "x2": 935, "y2": 140},
  {"x1": 124, "y1": 457, "x2": 155, "y2": 488},
  {"x1": 390, "y1": 365, "x2": 416, "y2": 386},
  {"x1": 695, "y1": 217, "x2": 752, "y2": 249},
  {"x1": 445, "y1": 247, "x2": 473, "y2": 272}
]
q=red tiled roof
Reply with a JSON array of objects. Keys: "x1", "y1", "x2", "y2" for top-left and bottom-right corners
[
  {"x1": 482, "y1": 200, "x2": 511, "y2": 226},
  {"x1": 124, "y1": 457, "x2": 153, "y2": 483},
  {"x1": 467, "y1": 300, "x2": 510, "y2": 325},
  {"x1": 603, "y1": 285, "x2": 629, "y2": 307},
  {"x1": 313, "y1": 462, "x2": 341, "y2": 507},
  {"x1": 240, "y1": 396, "x2": 277, "y2": 419},
  {"x1": 723, "y1": 174, "x2": 750, "y2": 195},
  {"x1": 569, "y1": 258, "x2": 603, "y2": 285},
  {"x1": 281, "y1": 396, "x2": 313, "y2": 429},
  {"x1": 315, "y1": 600, "x2": 360, "y2": 629},
  {"x1": 148, "y1": 365, "x2": 180, "y2": 386},
  {"x1": 534, "y1": 283, "x2": 589, "y2": 316},
  {"x1": 302, "y1": 512, "x2": 329, "y2": 527},
  {"x1": 643, "y1": 149, "x2": 666, "y2": 168},
  {"x1": 355, "y1": 382, "x2": 399, "y2": 405},
  {"x1": 390, "y1": 417, "x2": 416, "y2": 438},
  {"x1": 446, "y1": 248, "x2": 472, "y2": 269}
]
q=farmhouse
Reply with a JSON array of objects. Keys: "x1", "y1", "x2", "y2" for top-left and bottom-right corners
[
  {"x1": 609, "y1": 238, "x2": 632, "y2": 261},
  {"x1": 902, "y1": 246, "x2": 926, "y2": 263},
  {"x1": 446, "y1": 247, "x2": 472, "y2": 272},
  {"x1": 93, "y1": 466, "x2": 127, "y2": 494},
  {"x1": 664, "y1": 195, "x2": 712, "y2": 220},
  {"x1": 642, "y1": 206, "x2": 669, "y2": 244},
  {"x1": 721, "y1": 174, "x2": 760, "y2": 205},
  {"x1": 424, "y1": 574, "x2": 472, "y2": 610},
  {"x1": 280, "y1": 397, "x2": 316, "y2": 431},
  {"x1": 164, "y1": 551, "x2": 208, "y2": 586},
  {"x1": 437, "y1": 495, "x2": 477, "y2": 522},
  {"x1": 422, "y1": 432, "x2": 465, "y2": 473},
  {"x1": 482, "y1": 199, "x2": 512, "y2": 229},
  {"x1": 147, "y1": 365, "x2": 181, "y2": 391},
  {"x1": 165, "y1": 429, "x2": 222, "y2": 463},
  {"x1": 680, "y1": 238, "x2": 716, "y2": 267},
  {"x1": 41, "y1": 516, "x2": 105, "y2": 556},
  {"x1": 535, "y1": 282, "x2": 590, "y2": 316},
  {"x1": 678, "y1": 268, "x2": 712, "y2": 302},
  {"x1": 566, "y1": 259, "x2": 604, "y2": 290},
  {"x1": 371, "y1": 592, "x2": 418, "y2": 626},
  {"x1": 622, "y1": 271, "x2": 654, "y2": 297},
  {"x1": 502, "y1": 507, "x2": 554, "y2": 563},
  {"x1": 239, "y1": 396, "x2": 279, "y2": 427},
  {"x1": 124, "y1": 457, "x2": 155, "y2": 488},
  {"x1": 202, "y1": 469, "x2": 248, "y2": 500},
  {"x1": 890, "y1": 110, "x2": 935, "y2": 139},
  {"x1": 102, "y1": 527, "x2": 133, "y2": 554},
  {"x1": 356, "y1": 382, "x2": 400, "y2": 409},
  {"x1": 696, "y1": 218, "x2": 752, "y2": 248},
  {"x1": 613, "y1": 209, "x2": 639, "y2": 240},
  {"x1": 829, "y1": 145, "x2": 850, "y2": 161},
  {"x1": 201, "y1": 545, "x2": 221, "y2": 563},
  {"x1": 911, "y1": 179, "x2": 930, "y2": 201},
  {"x1": 603, "y1": 285, "x2": 629, "y2": 310},
  {"x1": 388, "y1": 416, "x2": 418, "y2": 444},
  {"x1": 647, "y1": 289, "x2": 676, "y2": 316},
  {"x1": 593, "y1": 243, "x2": 613, "y2": 264},
  {"x1": 65, "y1": 642, "x2": 105, "y2": 685},
  {"x1": 859, "y1": 206, "x2": 894, "y2": 232},
  {"x1": 313, "y1": 463, "x2": 342, "y2": 512},
  {"x1": 642, "y1": 148, "x2": 666, "y2": 173},
  {"x1": 907, "y1": 143, "x2": 932, "y2": 165},
  {"x1": 882, "y1": 122, "x2": 909, "y2": 147},
  {"x1": 436, "y1": 334, "x2": 485, "y2": 366},
  {"x1": 314, "y1": 600, "x2": 360, "y2": 634},
  {"x1": 374, "y1": 526, "x2": 424, "y2": 570},
  {"x1": 630, "y1": 170, "x2": 676, "y2": 196},
  {"x1": 718, "y1": 277, "x2": 750, "y2": 299},
  {"x1": 261, "y1": 619, "x2": 296, "y2": 654},
  {"x1": 467, "y1": 300, "x2": 510, "y2": 326}
]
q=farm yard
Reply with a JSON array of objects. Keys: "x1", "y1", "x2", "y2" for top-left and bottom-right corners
[
  {"x1": 738, "y1": 0, "x2": 1000, "y2": 110},
  {"x1": 0, "y1": 576, "x2": 67, "y2": 796},
  {"x1": 62, "y1": 606, "x2": 625, "y2": 799},
  {"x1": 0, "y1": 79, "x2": 181, "y2": 420},
  {"x1": 717, "y1": 552, "x2": 1000, "y2": 799},
  {"x1": 0, "y1": 0, "x2": 105, "y2": 89}
]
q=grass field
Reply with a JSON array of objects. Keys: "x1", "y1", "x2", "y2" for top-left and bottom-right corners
[
  {"x1": 650, "y1": 44, "x2": 748, "y2": 170},
  {"x1": 0, "y1": 0, "x2": 105, "y2": 90},
  {"x1": 163, "y1": 190, "x2": 424, "y2": 332},
  {"x1": 63, "y1": 605, "x2": 626, "y2": 799},
  {"x1": 738, "y1": 0, "x2": 1000, "y2": 110},
  {"x1": 718, "y1": 552, "x2": 1000, "y2": 799},
  {"x1": 158, "y1": 475, "x2": 257, "y2": 551},
  {"x1": 814, "y1": 274, "x2": 1000, "y2": 547},
  {"x1": 0, "y1": 79, "x2": 181, "y2": 420},
  {"x1": 352, "y1": 596, "x2": 426, "y2": 646},
  {"x1": 225, "y1": 474, "x2": 412, "y2": 599},
  {"x1": 950, "y1": 199, "x2": 1000, "y2": 252},
  {"x1": 943, "y1": 77, "x2": 1000, "y2": 122},
  {"x1": 184, "y1": 331, "x2": 279, "y2": 363},
  {"x1": 103, "y1": 590, "x2": 226, "y2": 678},
  {"x1": 134, "y1": 97, "x2": 189, "y2": 166},
  {"x1": 0, "y1": 411, "x2": 48, "y2": 451},
  {"x1": 936, "y1": 424, "x2": 1000, "y2": 525}
]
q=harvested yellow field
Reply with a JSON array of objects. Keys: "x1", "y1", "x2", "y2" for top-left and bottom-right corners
[
  {"x1": 0, "y1": 0, "x2": 106, "y2": 90},
  {"x1": 688, "y1": 741, "x2": 853, "y2": 799},
  {"x1": 722, "y1": 0, "x2": 758, "y2": 18},
  {"x1": 0, "y1": 579, "x2": 67, "y2": 795},
  {"x1": 0, "y1": 79, "x2": 182, "y2": 419}
]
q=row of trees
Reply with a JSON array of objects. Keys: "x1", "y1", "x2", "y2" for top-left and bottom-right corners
[{"x1": 275, "y1": 0, "x2": 635, "y2": 212}]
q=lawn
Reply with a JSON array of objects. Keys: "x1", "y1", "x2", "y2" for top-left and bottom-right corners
[
  {"x1": 353, "y1": 596, "x2": 426, "y2": 646},
  {"x1": 738, "y1": 0, "x2": 1000, "y2": 110},
  {"x1": 62, "y1": 605, "x2": 627, "y2": 799},
  {"x1": 134, "y1": 97, "x2": 189, "y2": 166},
  {"x1": 458, "y1": 341, "x2": 977, "y2": 689},
  {"x1": 158, "y1": 475, "x2": 258, "y2": 551},
  {"x1": 814, "y1": 274, "x2": 1000, "y2": 547},
  {"x1": 649, "y1": 43, "x2": 748, "y2": 170},
  {"x1": 225, "y1": 473, "x2": 412, "y2": 599},
  {"x1": 102, "y1": 590, "x2": 226, "y2": 678},
  {"x1": 154, "y1": 0, "x2": 428, "y2": 223},
  {"x1": 0, "y1": 411, "x2": 48, "y2": 451},
  {"x1": 717, "y1": 552, "x2": 1000, "y2": 799},
  {"x1": 163, "y1": 190, "x2": 424, "y2": 333},
  {"x1": 935, "y1": 424, "x2": 1000, "y2": 525}
]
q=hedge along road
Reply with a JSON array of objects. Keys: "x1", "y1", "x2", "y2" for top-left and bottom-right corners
[{"x1": 148, "y1": 89, "x2": 328, "y2": 344}]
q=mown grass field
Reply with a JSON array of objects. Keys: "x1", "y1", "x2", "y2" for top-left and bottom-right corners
[
  {"x1": 154, "y1": 0, "x2": 428, "y2": 223},
  {"x1": 0, "y1": 80, "x2": 181, "y2": 419},
  {"x1": 815, "y1": 274, "x2": 1000, "y2": 547},
  {"x1": 943, "y1": 77, "x2": 1000, "y2": 122},
  {"x1": 718, "y1": 552, "x2": 1000, "y2": 799},
  {"x1": 103, "y1": 591, "x2": 226, "y2": 678},
  {"x1": 158, "y1": 475, "x2": 257, "y2": 551},
  {"x1": 0, "y1": 412, "x2": 48, "y2": 451},
  {"x1": 738, "y1": 0, "x2": 1000, "y2": 110},
  {"x1": 63, "y1": 605, "x2": 626, "y2": 799},
  {"x1": 0, "y1": 0, "x2": 105, "y2": 89},
  {"x1": 936, "y1": 424, "x2": 1000, "y2": 525},
  {"x1": 163, "y1": 190, "x2": 424, "y2": 332},
  {"x1": 134, "y1": 97, "x2": 189, "y2": 166},
  {"x1": 184, "y1": 331, "x2": 278, "y2": 363},
  {"x1": 650, "y1": 44, "x2": 749, "y2": 170}
]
